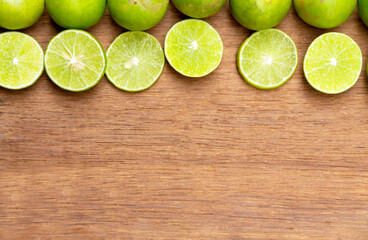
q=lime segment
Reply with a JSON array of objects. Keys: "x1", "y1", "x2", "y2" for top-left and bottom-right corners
[
  {"x1": 237, "y1": 29, "x2": 298, "y2": 89},
  {"x1": 45, "y1": 30, "x2": 106, "y2": 92},
  {"x1": 165, "y1": 19, "x2": 223, "y2": 78},
  {"x1": 0, "y1": 32, "x2": 44, "y2": 90},
  {"x1": 304, "y1": 33, "x2": 362, "y2": 94},
  {"x1": 106, "y1": 31, "x2": 164, "y2": 92}
]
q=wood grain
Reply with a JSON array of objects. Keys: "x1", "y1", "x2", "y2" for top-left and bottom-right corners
[{"x1": 1, "y1": 2, "x2": 368, "y2": 239}]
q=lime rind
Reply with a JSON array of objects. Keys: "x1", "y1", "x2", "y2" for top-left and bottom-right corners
[
  {"x1": 303, "y1": 32, "x2": 362, "y2": 94},
  {"x1": 45, "y1": 29, "x2": 106, "y2": 92},
  {"x1": 105, "y1": 31, "x2": 165, "y2": 92},
  {"x1": 237, "y1": 29, "x2": 298, "y2": 90},
  {"x1": 0, "y1": 32, "x2": 44, "y2": 90},
  {"x1": 172, "y1": 0, "x2": 227, "y2": 19},
  {"x1": 164, "y1": 19, "x2": 223, "y2": 78}
]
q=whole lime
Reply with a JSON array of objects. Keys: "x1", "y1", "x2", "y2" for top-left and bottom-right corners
[
  {"x1": 108, "y1": 0, "x2": 169, "y2": 31},
  {"x1": 230, "y1": 0, "x2": 291, "y2": 30},
  {"x1": 46, "y1": 0, "x2": 106, "y2": 29},
  {"x1": 294, "y1": 0, "x2": 356, "y2": 29},
  {"x1": 358, "y1": 0, "x2": 368, "y2": 27},
  {"x1": 0, "y1": 0, "x2": 45, "y2": 30},
  {"x1": 172, "y1": 0, "x2": 227, "y2": 18}
]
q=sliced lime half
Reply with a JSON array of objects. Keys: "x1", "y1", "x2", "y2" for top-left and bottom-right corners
[
  {"x1": 304, "y1": 32, "x2": 362, "y2": 94},
  {"x1": 165, "y1": 19, "x2": 223, "y2": 78},
  {"x1": 106, "y1": 31, "x2": 164, "y2": 92},
  {"x1": 0, "y1": 32, "x2": 44, "y2": 90},
  {"x1": 237, "y1": 29, "x2": 298, "y2": 90},
  {"x1": 45, "y1": 30, "x2": 106, "y2": 92}
]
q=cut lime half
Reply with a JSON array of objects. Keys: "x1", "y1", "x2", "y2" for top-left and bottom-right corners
[
  {"x1": 304, "y1": 32, "x2": 362, "y2": 94},
  {"x1": 0, "y1": 32, "x2": 44, "y2": 90},
  {"x1": 165, "y1": 19, "x2": 223, "y2": 78},
  {"x1": 45, "y1": 30, "x2": 106, "y2": 92},
  {"x1": 106, "y1": 31, "x2": 164, "y2": 92},
  {"x1": 237, "y1": 29, "x2": 298, "y2": 90}
]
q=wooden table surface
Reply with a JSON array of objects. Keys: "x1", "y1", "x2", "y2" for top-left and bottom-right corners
[{"x1": 1, "y1": 2, "x2": 368, "y2": 239}]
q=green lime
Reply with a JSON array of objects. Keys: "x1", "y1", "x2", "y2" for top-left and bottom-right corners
[
  {"x1": 46, "y1": 0, "x2": 106, "y2": 29},
  {"x1": 172, "y1": 0, "x2": 226, "y2": 19},
  {"x1": 45, "y1": 30, "x2": 106, "y2": 92},
  {"x1": 230, "y1": 0, "x2": 292, "y2": 31},
  {"x1": 0, "y1": 0, "x2": 45, "y2": 30},
  {"x1": 106, "y1": 31, "x2": 164, "y2": 92},
  {"x1": 0, "y1": 32, "x2": 44, "y2": 90},
  {"x1": 165, "y1": 19, "x2": 223, "y2": 78},
  {"x1": 108, "y1": 0, "x2": 169, "y2": 31},
  {"x1": 294, "y1": 0, "x2": 356, "y2": 29},
  {"x1": 358, "y1": 0, "x2": 368, "y2": 28},
  {"x1": 304, "y1": 33, "x2": 362, "y2": 94},
  {"x1": 237, "y1": 29, "x2": 298, "y2": 90}
]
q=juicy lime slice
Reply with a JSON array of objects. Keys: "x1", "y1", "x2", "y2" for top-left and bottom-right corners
[
  {"x1": 106, "y1": 31, "x2": 164, "y2": 92},
  {"x1": 165, "y1": 19, "x2": 223, "y2": 78},
  {"x1": 0, "y1": 32, "x2": 44, "y2": 90},
  {"x1": 237, "y1": 29, "x2": 298, "y2": 89},
  {"x1": 304, "y1": 32, "x2": 362, "y2": 94},
  {"x1": 45, "y1": 30, "x2": 106, "y2": 92}
]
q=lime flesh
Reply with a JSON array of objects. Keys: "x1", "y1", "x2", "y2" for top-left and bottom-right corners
[
  {"x1": 0, "y1": 32, "x2": 44, "y2": 90},
  {"x1": 237, "y1": 29, "x2": 298, "y2": 89},
  {"x1": 106, "y1": 31, "x2": 164, "y2": 92},
  {"x1": 165, "y1": 19, "x2": 223, "y2": 78},
  {"x1": 304, "y1": 33, "x2": 362, "y2": 94},
  {"x1": 45, "y1": 30, "x2": 106, "y2": 92}
]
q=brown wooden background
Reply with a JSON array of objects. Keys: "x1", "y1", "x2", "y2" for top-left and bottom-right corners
[{"x1": 1, "y1": 2, "x2": 368, "y2": 239}]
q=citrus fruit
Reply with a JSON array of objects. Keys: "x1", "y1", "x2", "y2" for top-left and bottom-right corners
[
  {"x1": 237, "y1": 29, "x2": 298, "y2": 89},
  {"x1": 106, "y1": 31, "x2": 164, "y2": 92},
  {"x1": 108, "y1": 0, "x2": 169, "y2": 31},
  {"x1": 45, "y1": 30, "x2": 106, "y2": 92},
  {"x1": 46, "y1": 0, "x2": 106, "y2": 29},
  {"x1": 0, "y1": 0, "x2": 45, "y2": 30},
  {"x1": 230, "y1": 0, "x2": 291, "y2": 31},
  {"x1": 304, "y1": 33, "x2": 362, "y2": 94},
  {"x1": 172, "y1": 0, "x2": 227, "y2": 18},
  {"x1": 165, "y1": 19, "x2": 223, "y2": 78},
  {"x1": 294, "y1": 0, "x2": 356, "y2": 29},
  {"x1": 358, "y1": 0, "x2": 368, "y2": 27},
  {"x1": 0, "y1": 32, "x2": 44, "y2": 90}
]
